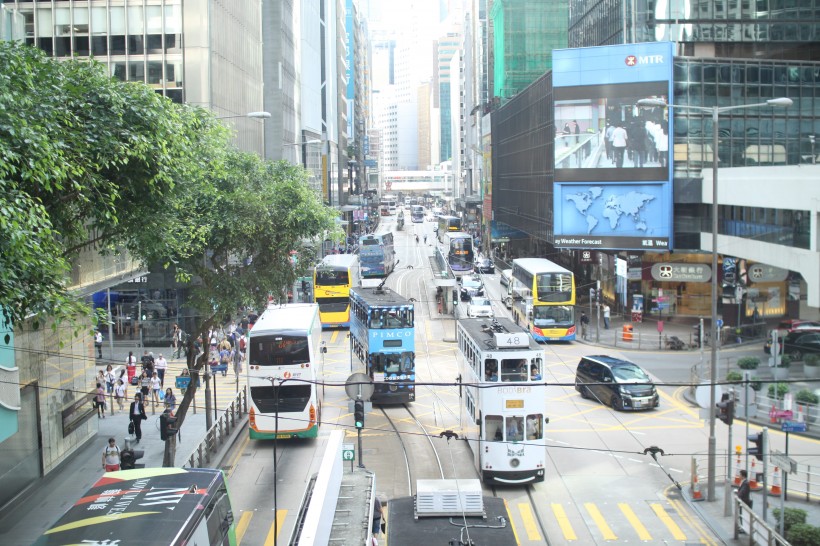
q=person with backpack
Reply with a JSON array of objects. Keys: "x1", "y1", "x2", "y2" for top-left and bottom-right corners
[
  {"x1": 218, "y1": 347, "x2": 230, "y2": 376},
  {"x1": 102, "y1": 437, "x2": 121, "y2": 472},
  {"x1": 104, "y1": 364, "x2": 116, "y2": 394}
]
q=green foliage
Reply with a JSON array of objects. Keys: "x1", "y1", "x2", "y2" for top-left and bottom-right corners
[
  {"x1": 777, "y1": 354, "x2": 792, "y2": 368},
  {"x1": 726, "y1": 371, "x2": 743, "y2": 382},
  {"x1": 773, "y1": 507, "x2": 807, "y2": 535},
  {"x1": 749, "y1": 376, "x2": 762, "y2": 392},
  {"x1": 786, "y1": 523, "x2": 820, "y2": 546},
  {"x1": 768, "y1": 382, "x2": 790, "y2": 399},
  {"x1": 804, "y1": 354, "x2": 819, "y2": 367},
  {"x1": 737, "y1": 357, "x2": 760, "y2": 370},
  {"x1": 795, "y1": 389, "x2": 819, "y2": 405}
]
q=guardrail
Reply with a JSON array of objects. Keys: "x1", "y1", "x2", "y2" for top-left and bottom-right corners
[{"x1": 182, "y1": 387, "x2": 247, "y2": 468}]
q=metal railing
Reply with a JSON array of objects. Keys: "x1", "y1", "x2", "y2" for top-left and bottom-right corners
[
  {"x1": 182, "y1": 387, "x2": 248, "y2": 468},
  {"x1": 734, "y1": 497, "x2": 793, "y2": 545}
]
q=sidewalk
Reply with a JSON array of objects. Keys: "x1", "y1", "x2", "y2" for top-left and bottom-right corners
[{"x1": 0, "y1": 347, "x2": 244, "y2": 545}]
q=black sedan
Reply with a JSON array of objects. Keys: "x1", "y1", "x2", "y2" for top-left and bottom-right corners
[
  {"x1": 783, "y1": 331, "x2": 820, "y2": 360},
  {"x1": 475, "y1": 257, "x2": 495, "y2": 274},
  {"x1": 460, "y1": 275, "x2": 484, "y2": 301}
]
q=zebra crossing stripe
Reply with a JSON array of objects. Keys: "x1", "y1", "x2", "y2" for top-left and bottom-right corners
[
  {"x1": 550, "y1": 504, "x2": 577, "y2": 541},
  {"x1": 584, "y1": 502, "x2": 617, "y2": 540},
  {"x1": 618, "y1": 503, "x2": 652, "y2": 541}
]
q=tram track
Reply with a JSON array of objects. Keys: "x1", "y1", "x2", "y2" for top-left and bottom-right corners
[{"x1": 380, "y1": 403, "x2": 445, "y2": 496}]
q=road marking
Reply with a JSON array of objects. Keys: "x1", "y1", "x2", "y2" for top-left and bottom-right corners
[
  {"x1": 503, "y1": 499, "x2": 523, "y2": 545},
  {"x1": 551, "y1": 503, "x2": 577, "y2": 540},
  {"x1": 236, "y1": 511, "x2": 254, "y2": 544},
  {"x1": 584, "y1": 503, "x2": 617, "y2": 540},
  {"x1": 618, "y1": 503, "x2": 652, "y2": 541},
  {"x1": 227, "y1": 434, "x2": 251, "y2": 477},
  {"x1": 651, "y1": 502, "x2": 687, "y2": 540},
  {"x1": 263, "y1": 510, "x2": 288, "y2": 546},
  {"x1": 668, "y1": 495, "x2": 715, "y2": 546},
  {"x1": 330, "y1": 330, "x2": 339, "y2": 343},
  {"x1": 517, "y1": 503, "x2": 541, "y2": 541}
]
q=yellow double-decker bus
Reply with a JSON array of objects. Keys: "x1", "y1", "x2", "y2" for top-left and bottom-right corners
[
  {"x1": 510, "y1": 258, "x2": 576, "y2": 342},
  {"x1": 313, "y1": 254, "x2": 360, "y2": 328}
]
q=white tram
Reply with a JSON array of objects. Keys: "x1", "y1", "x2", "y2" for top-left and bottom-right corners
[{"x1": 457, "y1": 317, "x2": 548, "y2": 484}]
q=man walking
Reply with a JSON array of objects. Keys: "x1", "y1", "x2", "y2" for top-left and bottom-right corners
[
  {"x1": 580, "y1": 311, "x2": 590, "y2": 340},
  {"x1": 602, "y1": 303, "x2": 611, "y2": 330},
  {"x1": 737, "y1": 469, "x2": 752, "y2": 533},
  {"x1": 129, "y1": 393, "x2": 147, "y2": 443},
  {"x1": 102, "y1": 437, "x2": 121, "y2": 472},
  {"x1": 611, "y1": 124, "x2": 628, "y2": 168},
  {"x1": 155, "y1": 353, "x2": 168, "y2": 387},
  {"x1": 94, "y1": 330, "x2": 103, "y2": 359}
]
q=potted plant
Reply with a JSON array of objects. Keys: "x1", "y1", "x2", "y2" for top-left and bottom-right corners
[
  {"x1": 772, "y1": 354, "x2": 791, "y2": 381},
  {"x1": 795, "y1": 389, "x2": 819, "y2": 423},
  {"x1": 737, "y1": 357, "x2": 760, "y2": 370},
  {"x1": 803, "y1": 354, "x2": 820, "y2": 380},
  {"x1": 768, "y1": 382, "x2": 790, "y2": 401}
]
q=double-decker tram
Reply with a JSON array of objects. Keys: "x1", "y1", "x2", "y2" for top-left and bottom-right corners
[
  {"x1": 510, "y1": 257, "x2": 576, "y2": 342},
  {"x1": 437, "y1": 214, "x2": 462, "y2": 235},
  {"x1": 410, "y1": 205, "x2": 425, "y2": 223},
  {"x1": 440, "y1": 231, "x2": 474, "y2": 277},
  {"x1": 359, "y1": 233, "x2": 396, "y2": 288},
  {"x1": 313, "y1": 254, "x2": 360, "y2": 328},
  {"x1": 457, "y1": 317, "x2": 547, "y2": 485},
  {"x1": 350, "y1": 286, "x2": 415, "y2": 403},
  {"x1": 247, "y1": 303, "x2": 323, "y2": 439}
]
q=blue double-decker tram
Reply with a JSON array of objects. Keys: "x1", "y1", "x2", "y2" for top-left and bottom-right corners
[{"x1": 350, "y1": 285, "x2": 416, "y2": 404}]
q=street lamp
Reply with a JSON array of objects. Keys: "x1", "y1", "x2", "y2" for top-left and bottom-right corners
[{"x1": 637, "y1": 96, "x2": 792, "y2": 502}]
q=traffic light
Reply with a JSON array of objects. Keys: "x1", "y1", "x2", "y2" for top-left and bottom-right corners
[
  {"x1": 452, "y1": 290, "x2": 458, "y2": 306},
  {"x1": 160, "y1": 412, "x2": 177, "y2": 441},
  {"x1": 590, "y1": 288, "x2": 597, "y2": 302},
  {"x1": 717, "y1": 393, "x2": 734, "y2": 426},
  {"x1": 748, "y1": 431, "x2": 764, "y2": 461},
  {"x1": 354, "y1": 399, "x2": 365, "y2": 429},
  {"x1": 694, "y1": 323, "x2": 702, "y2": 346}
]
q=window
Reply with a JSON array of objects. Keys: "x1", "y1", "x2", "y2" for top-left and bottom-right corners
[
  {"x1": 500, "y1": 359, "x2": 527, "y2": 382},
  {"x1": 506, "y1": 416, "x2": 524, "y2": 442},
  {"x1": 485, "y1": 415, "x2": 503, "y2": 441},
  {"x1": 484, "y1": 358, "x2": 498, "y2": 381},
  {"x1": 526, "y1": 414, "x2": 543, "y2": 440}
]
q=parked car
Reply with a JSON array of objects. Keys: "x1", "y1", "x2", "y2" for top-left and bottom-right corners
[
  {"x1": 460, "y1": 275, "x2": 484, "y2": 301},
  {"x1": 475, "y1": 257, "x2": 495, "y2": 274},
  {"x1": 782, "y1": 331, "x2": 820, "y2": 360},
  {"x1": 466, "y1": 296, "x2": 494, "y2": 318},
  {"x1": 764, "y1": 320, "x2": 820, "y2": 354},
  {"x1": 499, "y1": 269, "x2": 513, "y2": 288},
  {"x1": 575, "y1": 355, "x2": 659, "y2": 411}
]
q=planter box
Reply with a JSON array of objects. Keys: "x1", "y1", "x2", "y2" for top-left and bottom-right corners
[
  {"x1": 771, "y1": 367, "x2": 789, "y2": 381},
  {"x1": 803, "y1": 365, "x2": 820, "y2": 379}
]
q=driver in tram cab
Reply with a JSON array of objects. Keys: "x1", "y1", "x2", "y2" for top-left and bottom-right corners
[
  {"x1": 485, "y1": 361, "x2": 498, "y2": 382},
  {"x1": 530, "y1": 364, "x2": 541, "y2": 381}
]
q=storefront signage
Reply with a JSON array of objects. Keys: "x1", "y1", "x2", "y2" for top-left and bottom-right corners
[
  {"x1": 650, "y1": 263, "x2": 711, "y2": 282},
  {"x1": 748, "y1": 263, "x2": 788, "y2": 283},
  {"x1": 61, "y1": 391, "x2": 97, "y2": 437}
]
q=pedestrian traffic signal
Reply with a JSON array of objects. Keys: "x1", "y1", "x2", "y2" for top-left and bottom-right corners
[
  {"x1": 694, "y1": 323, "x2": 703, "y2": 346},
  {"x1": 717, "y1": 393, "x2": 734, "y2": 426},
  {"x1": 748, "y1": 431, "x2": 764, "y2": 461},
  {"x1": 590, "y1": 288, "x2": 597, "y2": 302},
  {"x1": 354, "y1": 399, "x2": 365, "y2": 429}
]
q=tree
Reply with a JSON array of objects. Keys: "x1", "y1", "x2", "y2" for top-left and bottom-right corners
[
  {"x1": 0, "y1": 41, "x2": 232, "y2": 329},
  {"x1": 162, "y1": 151, "x2": 338, "y2": 465}
]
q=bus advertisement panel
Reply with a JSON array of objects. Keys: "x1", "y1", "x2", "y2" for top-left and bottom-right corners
[
  {"x1": 552, "y1": 42, "x2": 674, "y2": 251},
  {"x1": 511, "y1": 258, "x2": 576, "y2": 342},
  {"x1": 34, "y1": 468, "x2": 237, "y2": 546}
]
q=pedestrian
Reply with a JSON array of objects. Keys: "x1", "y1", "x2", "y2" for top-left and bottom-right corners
[
  {"x1": 104, "y1": 364, "x2": 116, "y2": 394},
  {"x1": 602, "y1": 303, "x2": 611, "y2": 329},
  {"x1": 737, "y1": 469, "x2": 752, "y2": 533},
  {"x1": 94, "y1": 382, "x2": 106, "y2": 419},
  {"x1": 94, "y1": 330, "x2": 103, "y2": 359},
  {"x1": 423, "y1": 234, "x2": 427, "y2": 244},
  {"x1": 171, "y1": 323, "x2": 182, "y2": 358},
  {"x1": 102, "y1": 437, "x2": 121, "y2": 472},
  {"x1": 155, "y1": 353, "x2": 168, "y2": 387},
  {"x1": 372, "y1": 496, "x2": 384, "y2": 537},
  {"x1": 415, "y1": 234, "x2": 419, "y2": 244},
  {"x1": 141, "y1": 350, "x2": 154, "y2": 375},
  {"x1": 164, "y1": 388, "x2": 177, "y2": 413},
  {"x1": 150, "y1": 371, "x2": 162, "y2": 406},
  {"x1": 129, "y1": 394, "x2": 147, "y2": 442},
  {"x1": 139, "y1": 370, "x2": 151, "y2": 401},
  {"x1": 611, "y1": 125, "x2": 628, "y2": 168},
  {"x1": 114, "y1": 378, "x2": 126, "y2": 411},
  {"x1": 219, "y1": 346, "x2": 231, "y2": 376},
  {"x1": 125, "y1": 350, "x2": 137, "y2": 384},
  {"x1": 580, "y1": 311, "x2": 590, "y2": 340},
  {"x1": 605, "y1": 123, "x2": 615, "y2": 160}
]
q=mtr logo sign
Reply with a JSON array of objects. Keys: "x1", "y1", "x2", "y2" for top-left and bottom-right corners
[{"x1": 625, "y1": 54, "x2": 664, "y2": 66}]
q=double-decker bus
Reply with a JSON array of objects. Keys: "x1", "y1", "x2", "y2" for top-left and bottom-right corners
[
  {"x1": 34, "y1": 467, "x2": 237, "y2": 545},
  {"x1": 440, "y1": 231, "x2": 474, "y2": 277},
  {"x1": 379, "y1": 195, "x2": 398, "y2": 216},
  {"x1": 410, "y1": 205, "x2": 425, "y2": 223},
  {"x1": 350, "y1": 286, "x2": 415, "y2": 404},
  {"x1": 313, "y1": 254, "x2": 360, "y2": 328},
  {"x1": 247, "y1": 303, "x2": 323, "y2": 439},
  {"x1": 457, "y1": 317, "x2": 547, "y2": 485},
  {"x1": 359, "y1": 233, "x2": 396, "y2": 288},
  {"x1": 437, "y1": 214, "x2": 462, "y2": 235},
  {"x1": 510, "y1": 258, "x2": 576, "y2": 342}
]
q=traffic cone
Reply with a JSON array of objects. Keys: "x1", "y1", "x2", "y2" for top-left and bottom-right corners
[
  {"x1": 691, "y1": 473, "x2": 704, "y2": 501},
  {"x1": 749, "y1": 459, "x2": 763, "y2": 491},
  {"x1": 769, "y1": 466, "x2": 783, "y2": 497},
  {"x1": 733, "y1": 453, "x2": 743, "y2": 487}
]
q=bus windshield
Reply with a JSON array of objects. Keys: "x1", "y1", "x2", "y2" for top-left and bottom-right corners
[
  {"x1": 535, "y1": 272, "x2": 573, "y2": 302},
  {"x1": 316, "y1": 269, "x2": 349, "y2": 286},
  {"x1": 533, "y1": 305, "x2": 574, "y2": 327},
  {"x1": 250, "y1": 334, "x2": 310, "y2": 366}
]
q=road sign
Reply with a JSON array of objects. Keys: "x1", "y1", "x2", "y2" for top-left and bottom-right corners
[
  {"x1": 770, "y1": 449, "x2": 798, "y2": 474},
  {"x1": 781, "y1": 421, "x2": 807, "y2": 433},
  {"x1": 345, "y1": 373, "x2": 375, "y2": 401},
  {"x1": 716, "y1": 319, "x2": 724, "y2": 329},
  {"x1": 342, "y1": 443, "x2": 355, "y2": 461}
]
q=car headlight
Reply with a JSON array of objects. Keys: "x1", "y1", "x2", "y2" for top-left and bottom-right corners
[{"x1": 619, "y1": 386, "x2": 630, "y2": 395}]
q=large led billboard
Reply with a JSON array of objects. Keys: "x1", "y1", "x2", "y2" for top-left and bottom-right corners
[{"x1": 552, "y1": 42, "x2": 674, "y2": 250}]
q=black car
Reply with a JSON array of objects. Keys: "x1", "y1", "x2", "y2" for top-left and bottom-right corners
[
  {"x1": 475, "y1": 257, "x2": 495, "y2": 274},
  {"x1": 783, "y1": 331, "x2": 820, "y2": 360},
  {"x1": 575, "y1": 355, "x2": 659, "y2": 411},
  {"x1": 459, "y1": 275, "x2": 484, "y2": 301}
]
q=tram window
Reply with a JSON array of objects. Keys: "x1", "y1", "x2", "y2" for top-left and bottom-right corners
[
  {"x1": 530, "y1": 362, "x2": 542, "y2": 381},
  {"x1": 506, "y1": 416, "x2": 524, "y2": 442},
  {"x1": 526, "y1": 414, "x2": 543, "y2": 440},
  {"x1": 401, "y1": 352, "x2": 414, "y2": 373},
  {"x1": 501, "y1": 359, "x2": 527, "y2": 381},
  {"x1": 484, "y1": 359, "x2": 498, "y2": 381},
  {"x1": 486, "y1": 415, "x2": 503, "y2": 442}
]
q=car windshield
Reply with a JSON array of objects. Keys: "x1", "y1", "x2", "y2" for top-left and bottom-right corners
[
  {"x1": 463, "y1": 277, "x2": 481, "y2": 288},
  {"x1": 612, "y1": 365, "x2": 650, "y2": 382},
  {"x1": 471, "y1": 297, "x2": 490, "y2": 306}
]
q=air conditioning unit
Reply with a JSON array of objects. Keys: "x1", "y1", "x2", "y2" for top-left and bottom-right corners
[{"x1": 414, "y1": 479, "x2": 484, "y2": 518}]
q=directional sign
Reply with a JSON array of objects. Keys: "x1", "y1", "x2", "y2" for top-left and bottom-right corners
[
  {"x1": 781, "y1": 421, "x2": 807, "y2": 433},
  {"x1": 770, "y1": 449, "x2": 798, "y2": 474},
  {"x1": 342, "y1": 443, "x2": 355, "y2": 461},
  {"x1": 716, "y1": 319, "x2": 724, "y2": 329}
]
